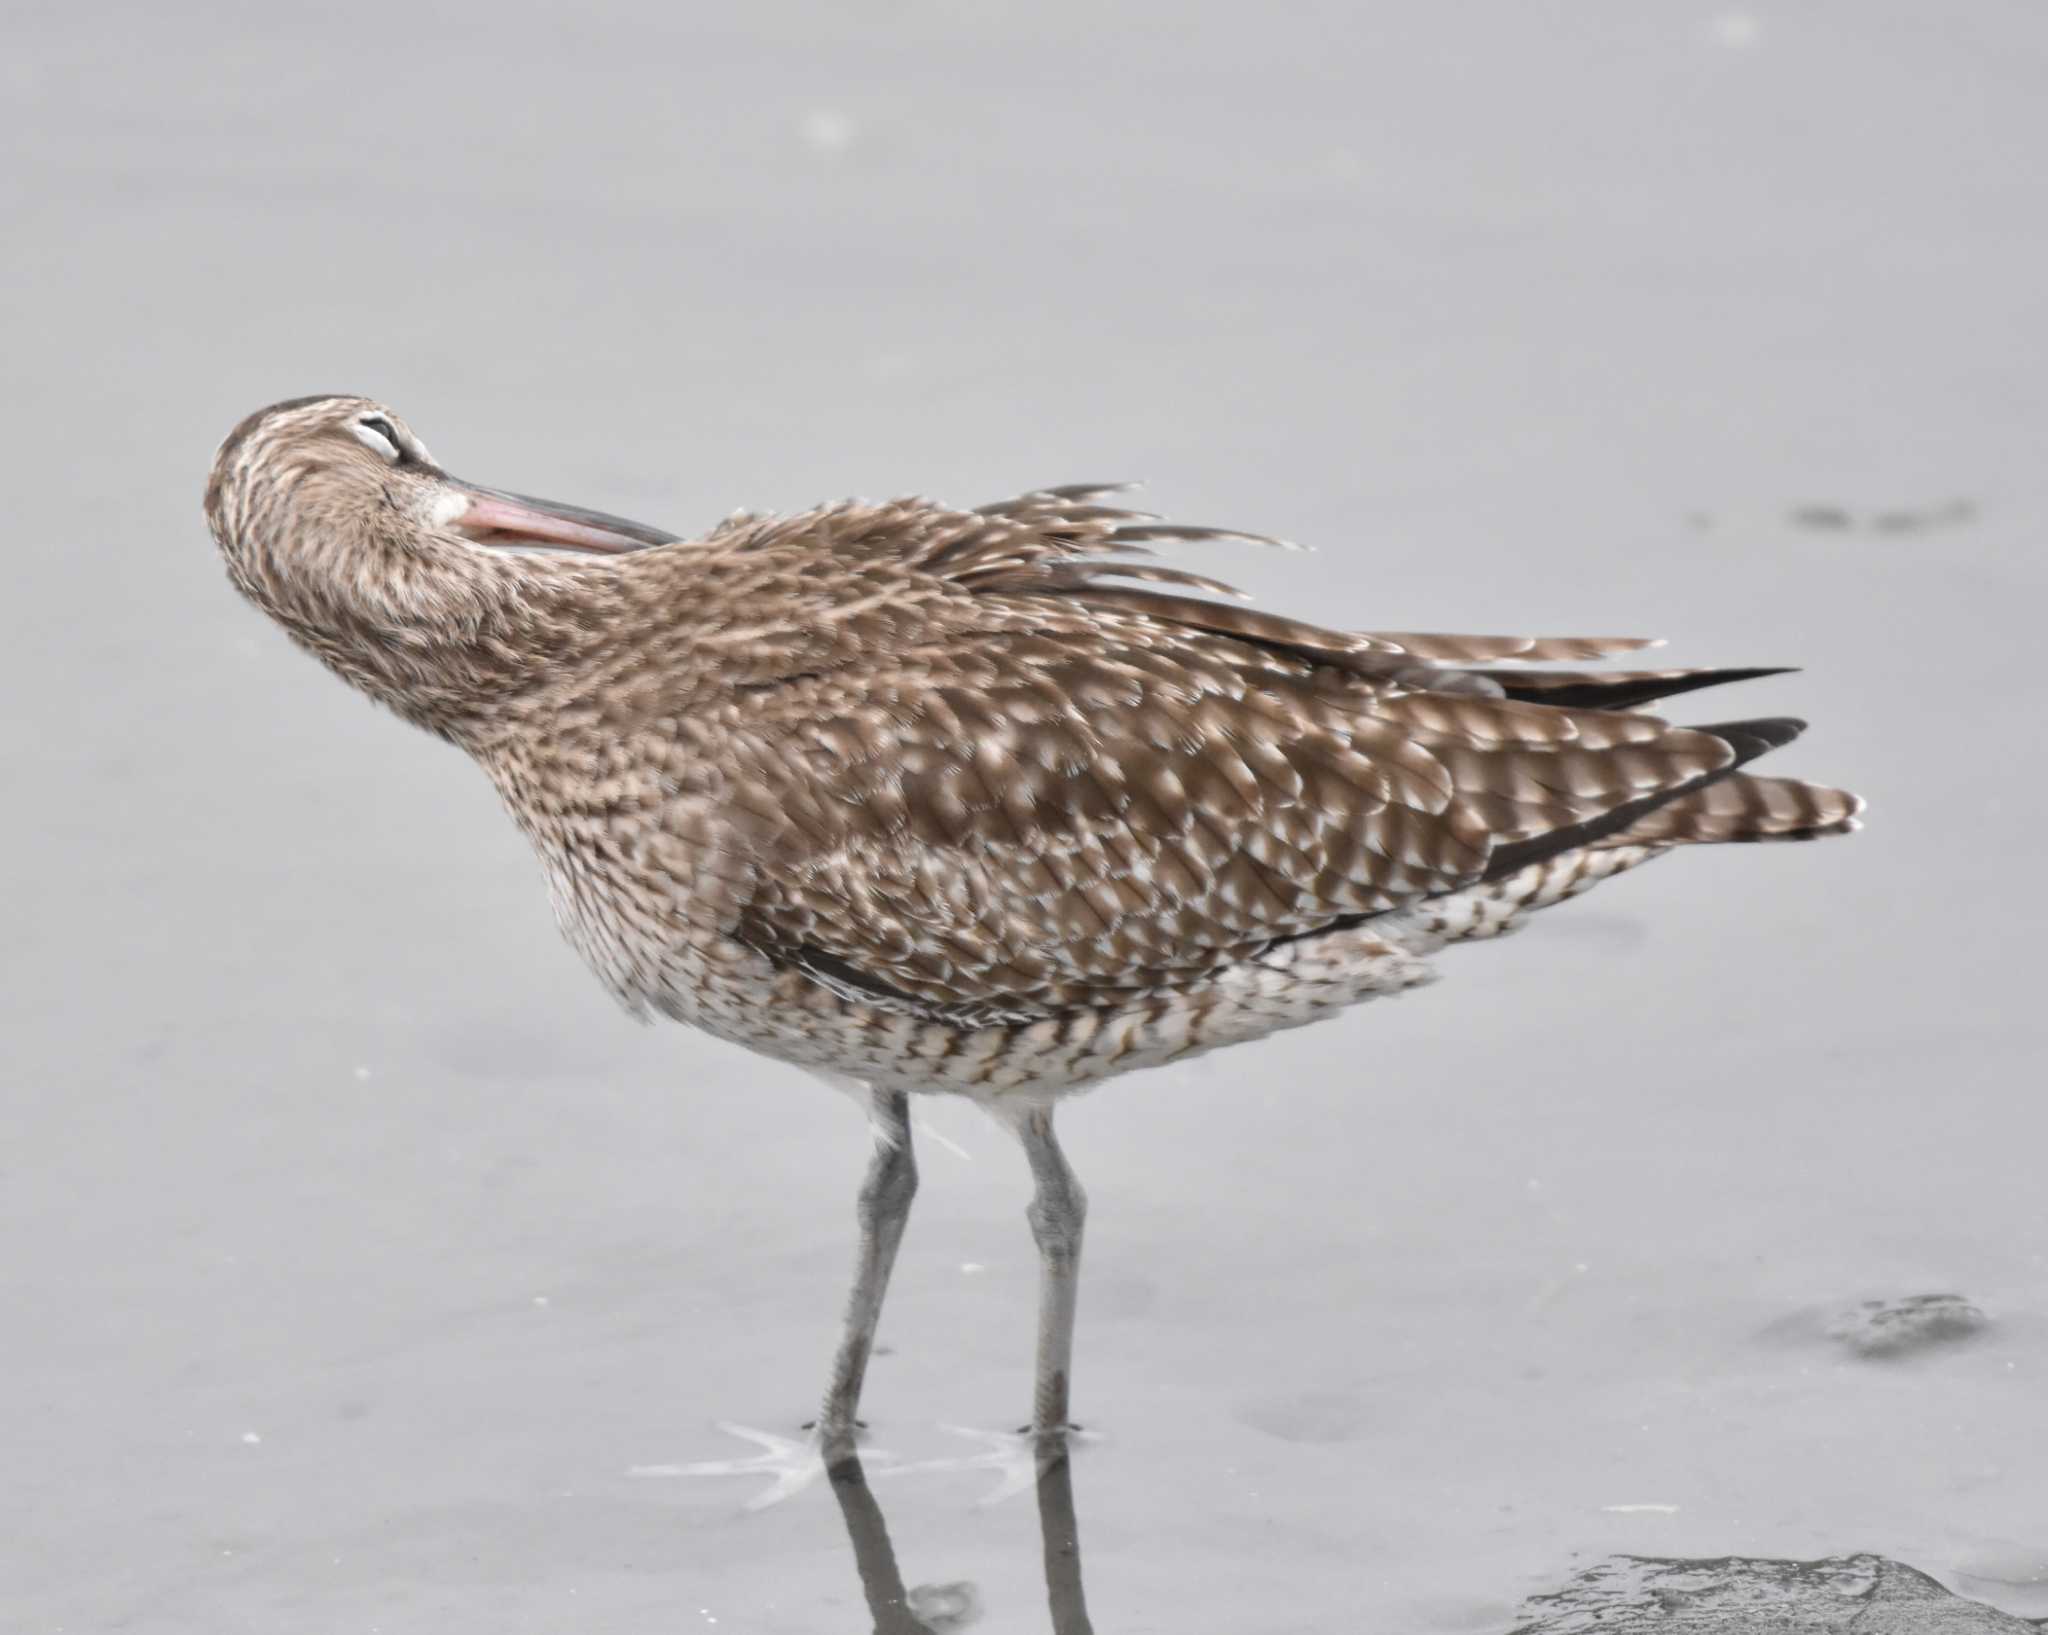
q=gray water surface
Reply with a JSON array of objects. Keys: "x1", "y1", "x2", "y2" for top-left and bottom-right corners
[{"x1": 5, "y1": 4, "x2": 2046, "y2": 1630}]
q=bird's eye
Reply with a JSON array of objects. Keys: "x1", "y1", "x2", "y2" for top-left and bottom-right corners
[{"x1": 353, "y1": 416, "x2": 404, "y2": 461}]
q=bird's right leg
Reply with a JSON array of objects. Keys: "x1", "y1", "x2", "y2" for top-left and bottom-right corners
[
  {"x1": 816, "y1": 1087, "x2": 918, "y2": 1451},
  {"x1": 627, "y1": 1085, "x2": 918, "y2": 1508},
  {"x1": 1017, "y1": 1105, "x2": 1087, "y2": 1440}
]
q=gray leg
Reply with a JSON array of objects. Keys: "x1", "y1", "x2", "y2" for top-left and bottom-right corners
[
  {"x1": 1018, "y1": 1106, "x2": 1088, "y2": 1435},
  {"x1": 818, "y1": 1090, "x2": 917, "y2": 1448}
]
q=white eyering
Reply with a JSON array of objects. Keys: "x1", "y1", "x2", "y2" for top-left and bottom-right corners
[{"x1": 352, "y1": 419, "x2": 401, "y2": 461}]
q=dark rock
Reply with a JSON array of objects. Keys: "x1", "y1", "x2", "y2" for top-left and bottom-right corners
[
  {"x1": 1509, "y1": 1554, "x2": 2042, "y2": 1632},
  {"x1": 1828, "y1": 1293, "x2": 1989, "y2": 1358}
]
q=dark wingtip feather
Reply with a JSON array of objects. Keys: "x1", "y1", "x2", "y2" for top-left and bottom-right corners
[
  {"x1": 1491, "y1": 664, "x2": 1799, "y2": 711},
  {"x1": 1694, "y1": 716, "x2": 1808, "y2": 763}
]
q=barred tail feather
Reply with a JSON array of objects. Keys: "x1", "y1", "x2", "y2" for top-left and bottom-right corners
[{"x1": 1601, "y1": 773, "x2": 1865, "y2": 846}]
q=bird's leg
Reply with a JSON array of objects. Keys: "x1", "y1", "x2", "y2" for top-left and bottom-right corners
[
  {"x1": 1018, "y1": 1105, "x2": 1087, "y2": 1439},
  {"x1": 651, "y1": 1089, "x2": 916, "y2": 1507},
  {"x1": 817, "y1": 1088, "x2": 918, "y2": 1451},
  {"x1": 878, "y1": 1105, "x2": 1097, "y2": 1502}
]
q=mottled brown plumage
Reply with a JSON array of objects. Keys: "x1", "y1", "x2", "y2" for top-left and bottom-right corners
[{"x1": 205, "y1": 395, "x2": 1861, "y2": 1457}]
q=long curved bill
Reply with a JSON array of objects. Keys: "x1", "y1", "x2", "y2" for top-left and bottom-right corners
[{"x1": 446, "y1": 482, "x2": 680, "y2": 555}]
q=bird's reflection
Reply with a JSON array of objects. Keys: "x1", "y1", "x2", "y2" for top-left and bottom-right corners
[
  {"x1": 1030, "y1": 1451, "x2": 1093, "y2": 1634},
  {"x1": 826, "y1": 1439, "x2": 1095, "y2": 1634}
]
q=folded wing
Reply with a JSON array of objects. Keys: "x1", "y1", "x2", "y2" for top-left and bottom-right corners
[{"x1": 700, "y1": 486, "x2": 1853, "y2": 1020}]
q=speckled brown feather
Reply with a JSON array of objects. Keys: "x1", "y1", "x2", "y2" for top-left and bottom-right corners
[
  {"x1": 206, "y1": 398, "x2": 1862, "y2": 1099},
  {"x1": 667, "y1": 495, "x2": 1785, "y2": 1020}
]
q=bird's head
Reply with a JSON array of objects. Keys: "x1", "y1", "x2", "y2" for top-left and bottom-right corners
[{"x1": 204, "y1": 395, "x2": 677, "y2": 733}]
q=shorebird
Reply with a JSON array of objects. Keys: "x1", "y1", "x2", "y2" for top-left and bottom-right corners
[{"x1": 205, "y1": 395, "x2": 1861, "y2": 1456}]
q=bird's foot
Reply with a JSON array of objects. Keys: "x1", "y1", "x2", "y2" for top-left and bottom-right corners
[
  {"x1": 882, "y1": 1423, "x2": 1102, "y2": 1507},
  {"x1": 627, "y1": 1421, "x2": 894, "y2": 1511}
]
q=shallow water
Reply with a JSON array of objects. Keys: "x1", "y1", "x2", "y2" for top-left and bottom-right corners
[{"x1": 5, "y1": 3, "x2": 2046, "y2": 1629}]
